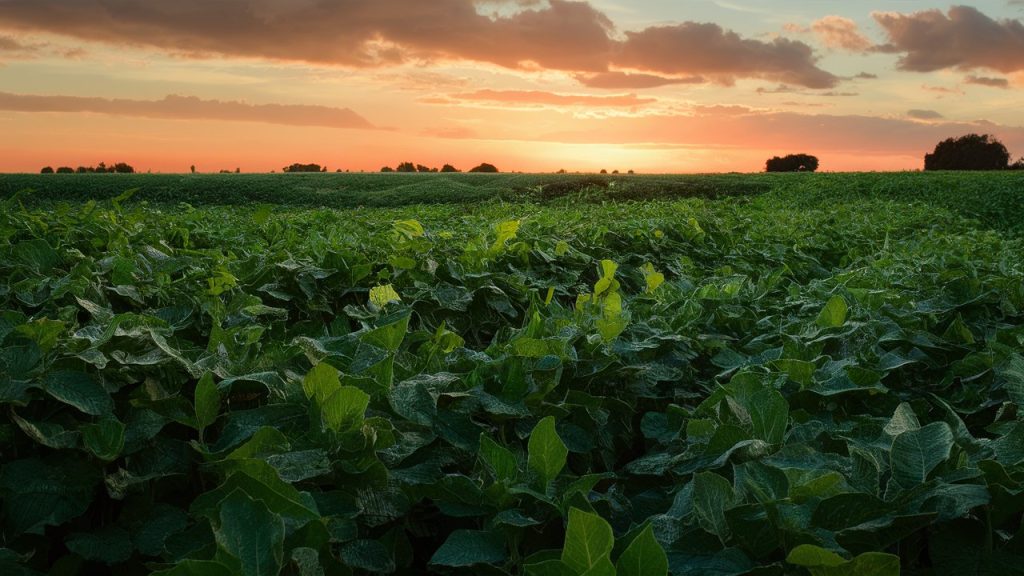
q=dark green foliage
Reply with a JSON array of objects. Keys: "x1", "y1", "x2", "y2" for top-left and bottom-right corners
[
  {"x1": 283, "y1": 163, "x2": 325, "y2": 173},
  {"x1": 469, "y1": 162, "x2": 499, "y2": 173},
  {"x1": 766, "y1": 154, "x2": 819, "y2": 172},
  {"x1": 2, "y1": 174, "x2": 1024, "y2": 574},
  {"x1": 925, "y1": 133, "x2": 1011, "y2": 171}
]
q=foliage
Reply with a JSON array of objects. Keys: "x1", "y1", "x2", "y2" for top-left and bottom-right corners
[
  {"x1": 925, "y1": 133, "x2": 1011, "y2": 171},
  {"x1": 40, "y1": 167, "x2": 54, "y2": 174},
  {"x1": 396, "y1": 162, "x2": 417, "y2": 173},
  {"x1": 441, "y1": 164, "x2": 460, "y2": 173},
  {"x1": 469, "y1": 163, "x2": 499, "y2": 173},
  {"x1": 283, "y1": 164, "x2": 326, "y2": 173},
  {"x1": 2, "y1": 175, "x2": 1024, "y2": 574},
  {"x1": 766, "y1": 154, "x2": 819, "y2": 172}
]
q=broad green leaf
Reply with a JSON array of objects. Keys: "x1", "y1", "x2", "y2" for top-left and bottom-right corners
[
  {"x1": 480, "y1": 434, "x2": 518, "y2": 483},
  {"x1": 393, "y1": 219, "x2": 425, "y2": 239},
  {"x1": 816, "y1": 295, "x2": 849, "y2": 328},
  {"x1": 321, "y1": 386, "x2": 369, "y2": 433},
  {"x1": 749, "y1": 388, "x2": 788, "y2": 446},
  {"x1": 369, "y1": 284, "x2": 401, "y2": 308},
  {"x1": 525, "y1": 559, "x2": 577, "y2": 576},
  {"x1": 150, "y1": 560, "x2": 235, "y2": 576},
  {"x1": 787, "y1": 545, "x2": 899, "y2": 576},
  {"x1": 302, "y1": 363, "x2": 340, "y2": 404},
  {"x1": 616, "y1": 524, "x2": 669, "y2": 576},
  {"x1": 195, "y1": 372, "x2": 221, "y2": 433},
  {"x1": 693, "y1": 472, "x2": 735, "y2": 541},
  {"x1": 883, "y1": 403, "x2": 920, "y2": 437},
  {"x1": 490, "y1": 220, "x2": 521, "y2": 254},
  {"x1": 43, "y1": 371, "x2": 113, "y2": 416},
  {"x1": 562, "y1": 507, "x2": 614, "y2": 574},
  {"x1": 215, "y1": 492, "x2": 284, "y2": 576},
  {"x1": 890, "y1": 421, "x2": 954, "y2": 489},
  {"x1": 641, "y1": 262, "x2": 665, "y2": 293},
  {"x1": 65, "y1": 527, "x2": 132, "y2": 564},
  {"x1": 429, "y1": 529, "x2": 506, "y2": 567},
  {"x1": 83, "y1": 417, "x2": 125, "y2": 461},
  {"x1": 15, "y1": 319, "x2": 65, "y2": 352},
  {"x1": 528, "y1": 416, "x2": 567, "y2": 487}
]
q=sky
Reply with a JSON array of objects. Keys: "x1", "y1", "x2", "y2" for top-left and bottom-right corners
[{"x1": 1, "y1": 0, "x2": 1023, "y2": 173}]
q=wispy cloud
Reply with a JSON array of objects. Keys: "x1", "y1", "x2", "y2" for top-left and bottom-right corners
[{"x1": 0, "y1": 92, "x2": 378, "y2": 129}]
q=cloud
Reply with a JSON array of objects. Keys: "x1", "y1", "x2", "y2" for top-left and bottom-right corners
[
  {"x1": 810, "y1": 16, "x2": 873, "y2": 51},
  {"x1": 965, "y1": 74, "x2": 1010, "y2": 88},
  {"x1": 0, "y1": 0, "x2": 838, "y2": 88},
  {"x1": 574, "y1": 71, "x2": 704, "y2": 89},
  {"x1": 853, "y1": 72, "x2": 878, "y2": 79},
  {"x1": 873, "y1": 6, "x2": 1024, "y2": 73},
  {"x1": 615, "y1": 22, "x2": 838, "y2": 88},
  {"x1": 0, "y1": 92, "x2": 377, "y2": 129},
  {"x1": 447, "y1": 89, "x2": 656, "y2": 107},
  {"x1": 907, "y1": 109, "x2": 944, "y2": 120}
]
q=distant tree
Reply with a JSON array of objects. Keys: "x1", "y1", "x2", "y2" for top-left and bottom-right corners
[
  {"x1": 924, "y1": 134, "x2": 1010, "y2": 171},
  {"x1": 236, "y1": 168, "x2": 241, "y2": 174},
  {"x1": 599, "y1": 169, "x2": 608, "y2": 174},
  {"x1": 219, "y1": 169, "x2": 232, "y2": 174},
  {"x1": 76, "y1": 166, "x2": 88, "y2": 173},
  {"x1": 557, "y1": 169, "x2": 567, "y2": 174},
  {"x1": 336, "y1": 169, "x2": 342, "y2": 172},
  {"x1": 1011, "y1": 157, "x2": 1024, "y2": 170},
  {"x1": 381, "y1": 166, "x2": 395, "y2": 173},
  {"x1": 415, "y1": 164, "x2": 432, "y2": 173},
  {"x1": 282, "y1": 163, "x2": 324, "y2": 173},
  {"x1": 56, "y1": 166, "x2": 74, "y2": 174},
  {"x1": 766, "y1": 154, "x2": 819, "y2": 172},
  {"x1": 612, "y1": 170, "x2": 619, "y2": 174},
  {"x1": 440, "y1": 164, "x2": 459, "y2": 173},
  {"x1": 396, "y1": 162, "x2": 416, "y2": 173},
  {"x1": 190, "y1": 165, "x2": 196, "y2": 174},
  {"x1": 40, "y1": 166, "x2": 54, "y2": 174},
  {"x1": 627, "y1": 170, "x2": 635, "y2": 174},
  {"x1": 112, "y1": 162, "x2": 135, "y2": 173},
  {"x1": 468, "y1": 163, "x2": 499, "y2": 173}
]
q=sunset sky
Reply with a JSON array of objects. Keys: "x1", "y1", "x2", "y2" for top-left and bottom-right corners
[{"x1": 1, "y1": 1, "x2": 1023, "y2": 173}]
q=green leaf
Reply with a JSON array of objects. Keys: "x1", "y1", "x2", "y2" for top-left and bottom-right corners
[
  {"x1": 693, "y1": 471, "x2": 735, "y2": 541},
  {"x1": 429, "y1": 529, "x2": 506, "y2": 567},
  {"x1": 890, "y1": 421, "x2": 954, "y2": 489},
  {"x1": 528, "y1": 416, "x2": 567, "y2": 487},
  {"x1": 369, "y1": 284, "x2": 401, "y2": 308},
  {"x1": 83, "y1": 417, "x2": 125, "y2": 461},
  {"x1": 480, "y1": 434, "x2": 518, "y2": 483},
  {"x1": 195, "y1": 372, "x2": 221, "y2": 433},
  {"x1": 215, "y1": 491, "x2": 284, "y2": 576},
  {"x1": 393, "y1": 219, "x2": 425, "y2": 239},
  {"x1": 321, "y1": 386, "x2": 369, "y2": 433},
  {"x1": 562, "y1": 507, "x2": 614, "y2": 575},
  {"x1": 490, "y1": 219, "x2": 521, "y2": 254},
  {"x1": 787, "y1": 545, "x2": 900, "y2": 576},
  {"x1": 15, "y1": 318, "x2": 65, "y2": 353},
  {"x1": 616, "y1": 524, "x2": 669, "y2": 576},
  {"x1": 150, "y1": 560, "x2": 236, "y2": 576},
  {"x1": 65, "y1": 527, "x2": 132, "y2": 564},
  {"x1": 302, "y1": 363, "x2": 340, "y2": 405},
  {"x1": 525, "y1": 559, "x2": 577, "y2": 576},
  {"x1": 816, "y1": 295, "x2": 849, "y2": 328},
  {"x1": 748, "y1": 388, "x2": 788, "y2": 446},
  {"x1": 641, "y1": 262, "x2": 665, "y2": 293},
  {"x1": 43, "y1": 371, "x2": 113, "y2": 416}
]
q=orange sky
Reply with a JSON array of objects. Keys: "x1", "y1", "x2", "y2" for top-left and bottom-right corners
[{"x1": 1, "y1": 1, "x2": 1023, "y2": 173}]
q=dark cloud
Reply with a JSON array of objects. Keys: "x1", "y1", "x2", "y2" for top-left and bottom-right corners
[
  {"x1": 873, "y1": 6, "x2": 1024, "y2": 73},
  {"x1": 0, "y1": 92, "x2": 377, "y2": 129},
  {"x1": 446, "y1": 89, "x2": 656, "y2": 107},
  {"x1": 907, "y1": 109, "x2": 944, "y2": 120},
  {"x1": 615, "y1": 22, "x2": 838, "y2": 88},
  {"x1": 0, "y1": 0, "x2": 838, "y2": 88},
  {"x1": 965, "y1": 74, "x2": 1011, "y2": 88}
]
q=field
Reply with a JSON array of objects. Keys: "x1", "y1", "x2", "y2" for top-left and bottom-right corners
[{"x1": 2, "y1": 172, "x2": 1024, "y2": 575}]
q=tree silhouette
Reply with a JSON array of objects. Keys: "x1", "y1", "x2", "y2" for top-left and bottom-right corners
[
  {"x1": 396, "y1": 162, "x2": 416, "y2": 173},
  {"x1": 381, "y1": 166, "x2": 395, "y2": 173},
  {"x1": 190, "y1": 165, "x2": 196, "y2": 174},
  {"x1": 924, "y1": 134, "x2": 1010, "y2": 171},
  {"x1": 282, "y1": 163, "x2": 324, "y2": 173},
  {"x1": 40, "y1": 166, "x2": 54, "y2": 174},
  {"x1": 766, "y1": 154, "x2": 819, "y2": 172},
  {"x1": 440, "y1": 164, "x2": 459, "y2": 173},
  {"x1": 415, "y1": 164, "x2": 433, "y2": 173},
  {"x1": 56, "y1": 167, "x2": 74, "y2": 174},
  {"x1": 468, "y1": 163, "x2": 499, "y2": 173}
]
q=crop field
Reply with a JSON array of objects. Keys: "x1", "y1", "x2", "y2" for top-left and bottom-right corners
[{"x1": 2, "y1": 172, "x2": 1024, "y2": 575}]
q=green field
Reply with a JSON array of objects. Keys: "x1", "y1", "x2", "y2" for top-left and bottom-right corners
[{"x1": 2, "y1": 172, "x2": 1024, "y2": 575}]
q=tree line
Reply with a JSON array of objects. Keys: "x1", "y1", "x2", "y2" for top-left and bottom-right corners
[{"x1": 40, "y1": 162, "x2": 135, "y2": 174}]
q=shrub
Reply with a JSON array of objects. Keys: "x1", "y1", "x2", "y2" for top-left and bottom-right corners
[
  {"x1": 925, "y1": 134, "x2": 1012, "y2": 171},
  {"x1": 40, "y1": 166, "x2": 54, "y2": 174},
  {"x1": 766, "y1": 154, "x2": 819, "y2": 172},
  {"x1": 283, "y1": 163, "x2": 324, "y2": 173},
  {"x1": 440, "y1": 164, "x2": 460, "y2": 173},
  {"x1": 469, "y1": 163, "x2": 499, "y2": 173},
  {"x1": 381, "y1": 166, "x2": 395, "y2": 173},
  {"x1": 56, "y1": 167, "x2": 74, "y2": 174}
]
